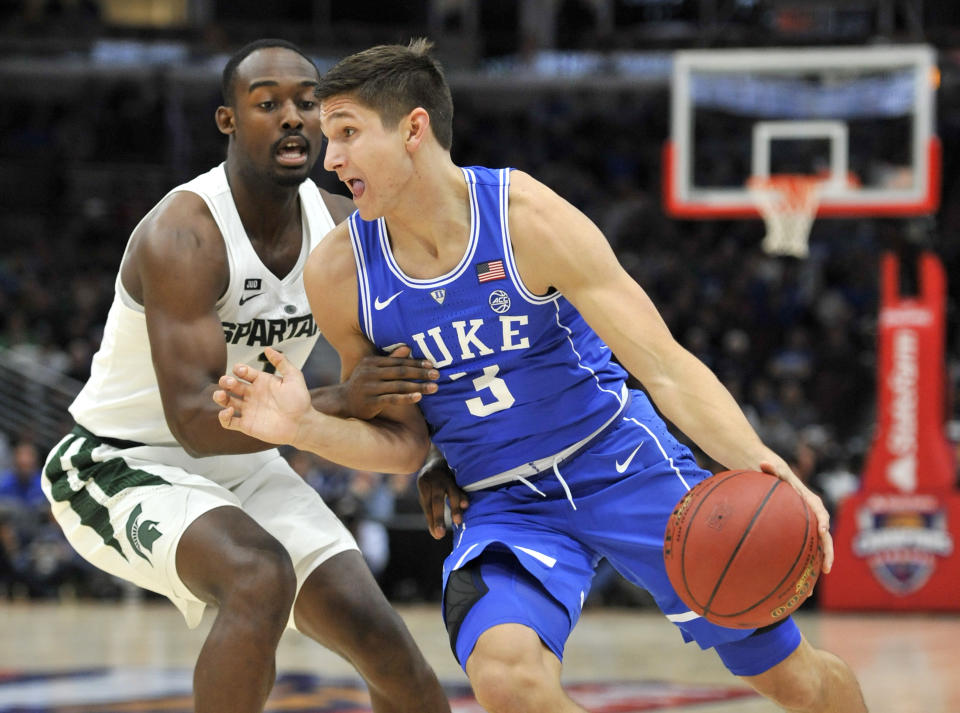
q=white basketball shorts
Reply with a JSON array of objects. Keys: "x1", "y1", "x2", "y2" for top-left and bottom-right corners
[{"x1": 42, "y1": 425, "x2": 358, "y2": 629}]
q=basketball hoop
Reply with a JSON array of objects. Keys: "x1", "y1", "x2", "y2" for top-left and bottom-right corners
[{"x1": 747, "y1": 175, "x2": 823, "y2": 258}]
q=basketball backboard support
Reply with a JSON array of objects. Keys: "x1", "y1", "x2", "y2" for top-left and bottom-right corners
[{"x1": 664, "y1": 45, "x2": 940, "y2": 219}]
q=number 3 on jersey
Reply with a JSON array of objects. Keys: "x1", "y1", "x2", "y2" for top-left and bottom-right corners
[{"x1": 451, "y1": 364, "x2": 515, "y2": 417}]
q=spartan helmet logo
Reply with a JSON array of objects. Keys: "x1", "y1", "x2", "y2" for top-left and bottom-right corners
[{"x1": 125, "y1": 503, "x2": 163, "y2": 563}]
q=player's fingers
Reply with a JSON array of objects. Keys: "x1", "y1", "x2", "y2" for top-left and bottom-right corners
[
  {"x1": 759, "y1": 460, "x2": 808, "y2": 499},
  {"x1": 363, "y1": 393, "x2": 424, "y2": 409},
  {"x1": 263, "y1": 346, "x2": 288, "y2": 374},
  {"x1": 217, "y1": 376, "x2": 246, "y2": 396},
  {"x1": 430, "y1": 487, "x2": 448, "y2": 539},
  {"x1": 390, "y1": 344, "x2": 412, "y2": 358},
  {"x1": 231, "y1": 363, "x2": 257, "y2": 382},
  {"x1": 813, "y1": 502, "x2": 834, "y2": 573},
  {"x1": 372, "y1": 381, "x2": 439, "y2": 398},
  {"x1": 266, "y1": 347, "x2": 305, "y2": 387},
  {"x1": 217, "y1": 405, "x2": 236, "y2": 429},
  {"x1": 758, "y1": 461, "x2": 779, "y2": 478},
  {"x1": 214, "y1": 388, "x2": 246, "y2": 412},
  {"x1": 760, "y1": 460, "x2": 832, "y2": 571},
  {"x1": 362, "y1": 360, "x2": 438, "y2": 381},
  {"x1": 373, "y1": 378, "x2": 437, "y2": 394},
  {"x1": 820, "y1": 529, "x2": 835, "y2": 574},
  {"x1": 416, "y1": 480, "x2": 443, "y2": 539},
  {"x1": 382, "y1": 365, "x2": 441, "y2": 381},
  {"x1": 810, "y1": 503, "x2": 832, "y2": 573},
  {"x1": 447, "y1": 485, "x2": 469, "y2": 525}
]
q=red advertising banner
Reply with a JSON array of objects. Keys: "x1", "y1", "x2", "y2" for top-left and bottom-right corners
[{"x1": 820, "y1": 251, "x2": 959, "y2": 610}]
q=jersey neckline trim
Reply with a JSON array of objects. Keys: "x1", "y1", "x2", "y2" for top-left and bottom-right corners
[{"x1": 377, "y1": 166, "x2": 480, "y2": 289}]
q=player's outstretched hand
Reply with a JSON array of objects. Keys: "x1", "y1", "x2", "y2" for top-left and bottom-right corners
[
  {"x1": 417, "y1": 450, "x2": 468, "y2": 540},
  {"x1": 213, "y1": 346, "x2": 311, "y2": 446},
  {"x1": 759, "y1": 461, "x2": 834, "y2": 574},
  {"x1": 343, "y1": 344, "x2": 440, "y2": 420}
]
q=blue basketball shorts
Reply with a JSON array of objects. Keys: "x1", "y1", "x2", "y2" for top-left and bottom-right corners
[{"x1": 441, "y1": 389, "x2": 802, "y2": 677}]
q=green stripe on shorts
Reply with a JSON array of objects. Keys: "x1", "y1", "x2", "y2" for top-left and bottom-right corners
[{"x1": 45, "y1": 430, "x2": 169, "y2": 560}]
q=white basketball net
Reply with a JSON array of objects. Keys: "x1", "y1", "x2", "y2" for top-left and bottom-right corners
[{"x1": 747, "y1": 175, "x2": 823, "y2": 258}]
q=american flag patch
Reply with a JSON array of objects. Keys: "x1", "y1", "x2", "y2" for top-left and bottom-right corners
[{"x1": 476, "y1": 260, "x2": 506, "y2": 283}]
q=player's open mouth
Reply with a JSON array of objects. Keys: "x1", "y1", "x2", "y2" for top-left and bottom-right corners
[
  {"x1": 276, "y1": 137, "x2": 308, "y2": 167},
  {"x1": 347, "y1": 178, "x2": 365, "y2": 198}
]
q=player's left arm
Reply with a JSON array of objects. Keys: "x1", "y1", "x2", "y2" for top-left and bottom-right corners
[
  {"x1": 508, "y1": 171, "x2": 834, "y2": 570},
  {"x1": 215, "y1": 224, "x2": 434, "y2": 474},
  {"x1": 302, "y1": 188, "x2": 441, "y2": 419}
]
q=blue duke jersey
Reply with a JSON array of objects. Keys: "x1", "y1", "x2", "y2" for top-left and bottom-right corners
[{"x1": 349, "y1": 166, "x2": 629, "y2": 487}]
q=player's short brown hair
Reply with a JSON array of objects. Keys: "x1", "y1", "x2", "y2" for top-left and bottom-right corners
[{"x1": 315, "y1": 38, "x2": 454, "y2": 150}]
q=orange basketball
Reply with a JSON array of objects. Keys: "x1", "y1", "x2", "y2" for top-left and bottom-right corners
[{"x1": 663, "y1": 470, "x2": 823, "y2": 629}]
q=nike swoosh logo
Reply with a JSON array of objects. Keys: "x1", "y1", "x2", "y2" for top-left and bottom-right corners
[
  {"x1": 615, "y1": 441, "x2": 644, "y2": 474},
  {"x1": 239, "y1": 293, "x2": 264, "y2": 306},
  {"x1": 374, "y1": 290, "x2": 403, "y2": 310}
]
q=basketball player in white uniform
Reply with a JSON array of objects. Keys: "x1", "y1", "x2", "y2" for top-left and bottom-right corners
[{"x1": 41, "y1": 40, "x2": 449, "y2": 713}]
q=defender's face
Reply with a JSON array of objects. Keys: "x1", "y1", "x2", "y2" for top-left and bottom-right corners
[
  {"x1": 320, "y1": 95, "x2": 409, "y2": 220},
  {"x1": 229, "y1": 48, "x2": 323, "y2": 186}
]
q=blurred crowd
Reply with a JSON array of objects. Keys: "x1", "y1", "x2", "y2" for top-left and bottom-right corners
[{"x1": 1, "y1": 49, "x2": 959, "y2": 605}]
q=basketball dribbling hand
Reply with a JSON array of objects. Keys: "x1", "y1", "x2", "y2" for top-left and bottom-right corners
[
  {"x1": 759, "y1": 461, "x2": 834, "y2": 574},
  {"x1": 213, "y1": 346, "x2": 310, "y2": 446}
]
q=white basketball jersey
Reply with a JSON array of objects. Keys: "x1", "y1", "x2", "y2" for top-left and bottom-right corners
[{"x1": 70, "y1": 164, "x2": 337, "y2": 445}]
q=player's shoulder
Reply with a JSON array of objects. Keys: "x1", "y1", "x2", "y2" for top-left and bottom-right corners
[
  {"x1": 304, "y1": 221, "x2": 360, "y2": 326},
  {"x1": 506, "y1": 170, "x2": 568, "y2": 237},
  {"x1": 122, "y1": 184, "x2": 228, "y2": 302},
  {"x1": 141, "y1": 190, "x2": 218, "y2": 241},
  {"x1": 130, "y1": 189, "x2": 225, "y2": 267},
  {"x1": 508, "y1": 169, "x2": 557, "y2": 201}
]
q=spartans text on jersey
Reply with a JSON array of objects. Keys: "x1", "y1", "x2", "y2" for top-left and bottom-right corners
[{"x1": 222, "y1": 315, "x2": 318, "y2": 346}]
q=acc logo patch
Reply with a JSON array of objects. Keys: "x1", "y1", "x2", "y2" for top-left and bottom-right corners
[{"x1": 488, "y1": 289, "x2": 511, "y2": 314}]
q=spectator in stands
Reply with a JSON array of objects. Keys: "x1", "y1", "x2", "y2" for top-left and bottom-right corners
[
  {"x1": 0, "y1": 440, "x2": 45, "y2": 508},
  {"x1": 0, "y1": 439, "x2": 78, "y2": 599}
]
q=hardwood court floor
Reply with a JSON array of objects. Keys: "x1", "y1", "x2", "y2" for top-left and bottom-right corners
[{"x1": 1, "y1": 600, "x2": 957, "y2": 712}]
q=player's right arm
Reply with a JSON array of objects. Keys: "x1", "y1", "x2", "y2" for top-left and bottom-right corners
[
  {"x1": 507, "y1": 171, "x2": 834, "y2": 571},
  {"x1": 214, "y1": 223, "x2": 435, "y2": 474},
  {"x1": 130, "y1": 195, "x2": 435, "y2": 457},
  {"x1": 126, "y1": 192, "x2": 273, "y2": 457},
  {"x1": 306, "y1": 187, "x2": 443, "y2": 419}
]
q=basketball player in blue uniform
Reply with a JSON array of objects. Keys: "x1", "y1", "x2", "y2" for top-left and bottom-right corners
[{"x1": 214, "y1": 40, "x2": 868, "y2": 713}]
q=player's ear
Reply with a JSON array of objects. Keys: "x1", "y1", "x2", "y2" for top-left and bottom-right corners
[
  {"x1": 403, "y1": 107, "x2": 430, "y2": 152},
  {"x1": 216, "y1": 105, "x2": 235, "y2": 136}
]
